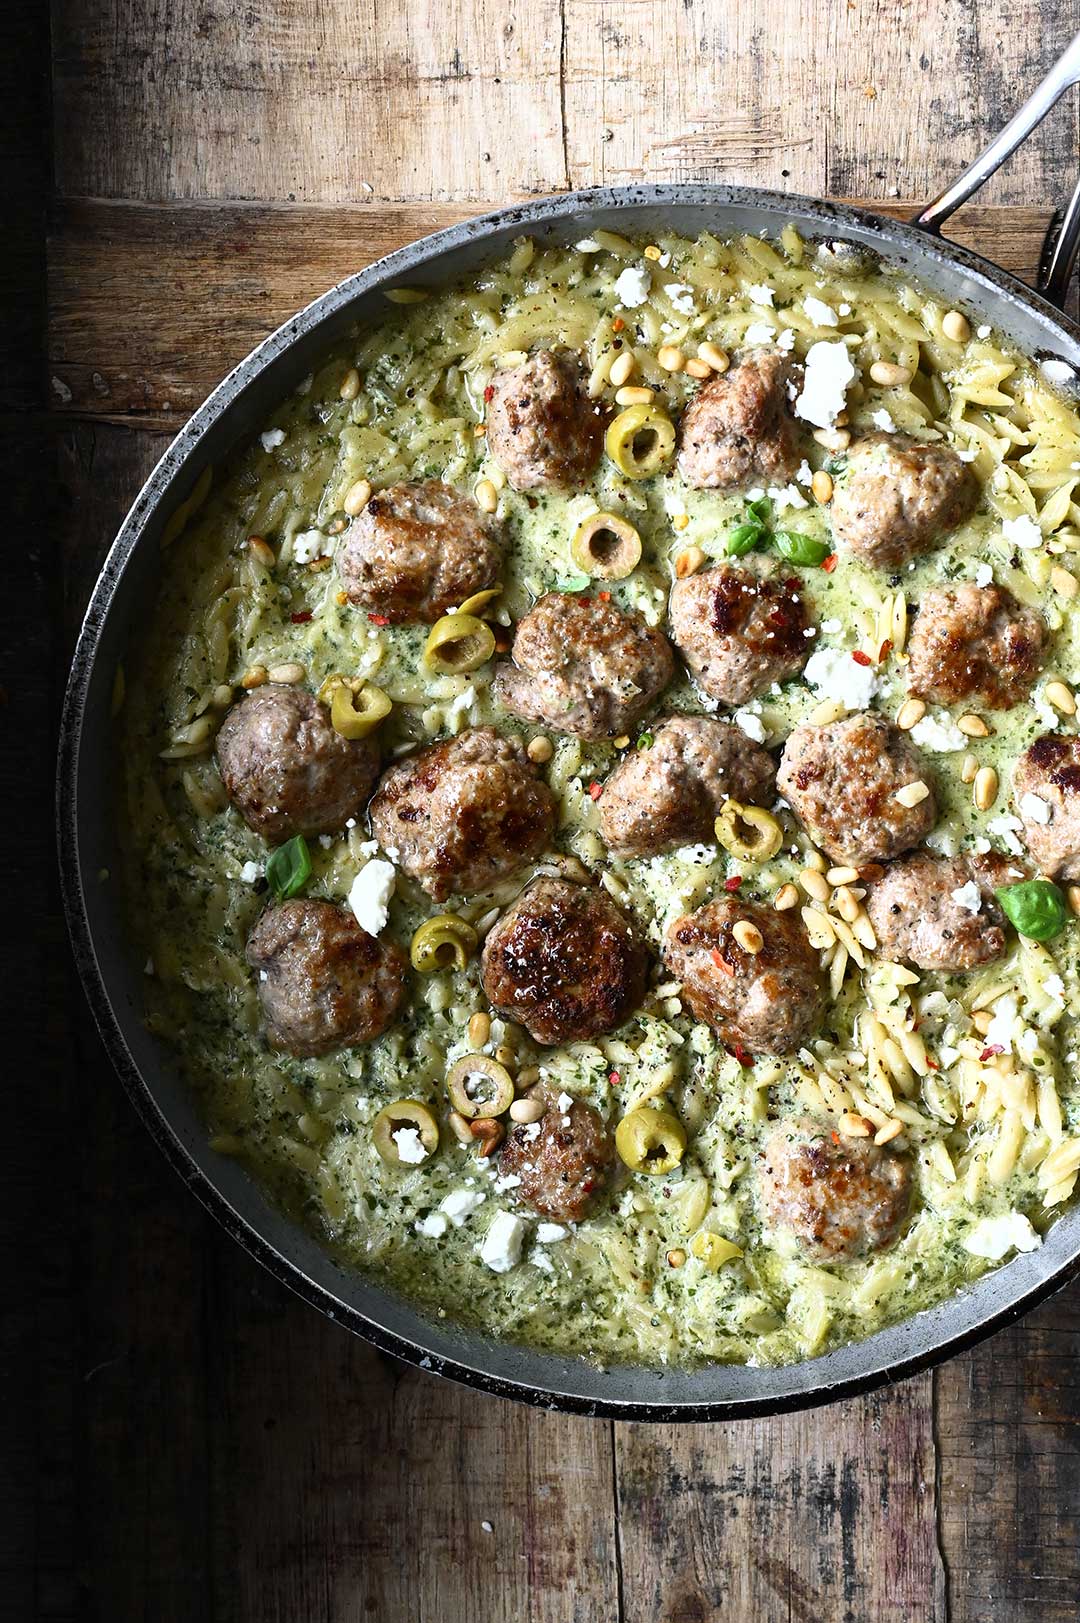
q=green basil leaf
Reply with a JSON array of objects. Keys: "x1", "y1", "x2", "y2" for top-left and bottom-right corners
[
  {"x1": 746, "y1": 497, "x2": 773, "y2": 525},
  {"x1": 636, "y1": 732, "x2": 654, "y2": 750},
  {"x1": 995, "y1": 879, "x2": 1068, "y2": 942},
  {"x1": 773, "y1": 530, "x2": 831, "y2": 567},
  {"x1": 725, "y1": 521, "x2": 765, "y2": 557},
  {"x1": 266, "y1": 835, "x2": 312, "y2": 901}
]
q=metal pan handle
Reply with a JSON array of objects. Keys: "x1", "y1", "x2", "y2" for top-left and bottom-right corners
[{"x1": 911, "y1": 31, "x2": 1080, "y2": 308}]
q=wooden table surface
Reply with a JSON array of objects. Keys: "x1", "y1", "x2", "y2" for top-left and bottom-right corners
[{"x1": 10, "y1": 2, "x2": 1080, "y2": 1618}]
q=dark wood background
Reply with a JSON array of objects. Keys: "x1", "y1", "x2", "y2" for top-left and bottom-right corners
[{"x1": 8, "y1": 1, "x2": 1080, "y2": 1617}]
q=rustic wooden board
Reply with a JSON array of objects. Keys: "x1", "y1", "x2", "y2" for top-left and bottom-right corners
[{"x1": 47, "y1": 198, "x2": 1057, "y2": 427}]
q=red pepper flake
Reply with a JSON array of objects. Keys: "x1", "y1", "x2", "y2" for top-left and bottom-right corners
[
  {"x1": 822, "y1": 553, "x2": 839, "y2": 573},
  {"x1": 483, "y1": 384, "x2": 495, "y2": 402},
  {"x1": 851, "y1": 649, "x2": 872, "y2": 667},
  {"x1": 598, "y1": 589, "x2": 611, "y2": 601},
  {"x1": 608, "y1": 1070, "x2": 621, "y2": 1087},
  {"x1": 831, "y1": 1130, "x2": 841, "y2": 1145},
  {"x1": 877, "y1": 638, "x2": 893, "y2": 663},
  {"x1": 367, "y1": 612, "x2": 390, "y2": 625},
  {"x1": 588, "y1": 781, "x2": 604, "y2": 801},
  {"x1": 980, "y1": 1044, "x2": 1004, "y2": 1061},
  {"x1": 724, "y1": 875, "x2": 743, "y2": 892},
  {"x1": 730, "y1": 1043, "x2": 755, "y2": 1068},
  {"x1": 612, "y1": 317, "x2": 625, "y2": 332},
  {"x1": 290, "y1": 611, "x2": 313, "y2": 623},
  {"x1": 925, "y1": 1057, "x2": 940, "y2": 1070},
  {"x1": 582, "y1": 1179, "x2": 595, "y2": 1194},
  {"x1": 710, "y1": 947, "x2": 735, "y2": 976},
  {"x1": 785, "y1": 578, "x2": 801, "y2": 593}
]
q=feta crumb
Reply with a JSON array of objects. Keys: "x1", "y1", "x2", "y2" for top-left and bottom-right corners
[
  {"x1": 575, "y1": 237, "x2": 601, "y2": 252},
  {"x1": 871, "y1": 408, "x2": 896, "y2": 432},
  {"x1": 479, "y1": 1210, "x2": 528, "y2": 1273},
  {"x1": 821, "y1": 617, "x2": 842, "y2": 634},
  {"x1": 950, "y1": 880, "x2": 982, "y2": 915},
  {"x1": 664, "y1": 283, "x2": 696, "y2": 315},
  {"x1": 838, "y1": 302, "x2": 852, "y2": 316},
  {"x1": 537, "y1": 1223, "x2": 569, "y2": 1243},
  {"x1": 260, "y1": 428, "x2": 286, "y2": 452},
  {"x1": 744, "y1": 321, "x2": 776, "y2": 346},
  {"x1": 795, "y1": 341, "x2": 856, "y2": 428},
  {"x1": 1041, "y1": 358, "x2": 1075, "y2": 385},
  {"x1": 974, "y1": 562, "x2": 993, "y2": 587},
  {"x1": 746, "y1": 282, "x2": 775, "y2": 307},
  {"x1": 239, "y1": 860, "x2": 262, "y2": 883},
  {"x1": 1044, "y1": 973, "x2": 1066, "y2": 1001},
  {"x1": 347, "y1": 858, "x2": 397, "y2": 936},
  {"x1": 1002, "y1": 513, "x2": 1042, "y2": 551},
  {"x1": 767, "y1": 482, "x2": 809, "y2": 511},
  {"x1": 1019, "y1": 791, "x2": 1052, "y2": 825},
  {"x1": 733, "y1": 708, "x2": 767, "y2": 743},
  {"x1": 963, "y1": 1211, "x2": 1041, "y2": 1260},
  {"x1": 987, "y1": 814, "x2": 1025, "y2": 856},
  {"x1": 795, "y1": 459, "x2": 814, "y2": 488},
  {"x1": 955, "y1": 447, "x2": 978, "y2": 462},
  {"x1": 417, "y1": 1212, "x2": 448, "y2": 1238},
  {"x1": 976, "y1": 324, "x2": 992, "y2": 339},
  {"x1": 556, "y1": 1091, "x2": 574, "y2": 1113},
  {"x1": 531, "y1": 1250, "x2": 555, "y2": 1274},
  {"x1": 614, "y1": 265, "x2": 651, "y2": 307},
  {"x1": 440, "y1": 1188, "x2": 486, "y2": 1226},
  {"x1": 292, "y1": 527, "x2": 333, "y2": 564},
  {"x1": 803, "y1": 295, "x2": 838, "y2": 327},
  {"x1": 776, "y1": 328, "x2": 796, "y2": 353},
  {"x1": 909, "y1": 712, "x2": 968, "y2": 753},
  {"x1": 392, "y1": 1127, "x2": 428, "y2": 1165},
  {"x1": 802, "y1": 645, "x2": 879, "y2": 709},
  {"x1": 972, "y1": 836, "x2": 991, "y2": 854}
]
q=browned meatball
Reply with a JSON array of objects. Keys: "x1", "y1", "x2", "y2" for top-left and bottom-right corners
[
  {"x1": 830, "y1": 433, "x2": 978, "y2": 570},
  {"x1": 599, "y1": 714, "x2": 776, "y2": 858},
  {"x1": 499, "y1": 1084, "x2": 615, "y2": 1222},
  {"x1": 906, "y1": 584, "x2": 1046, "y2": 710},
  {"x1": 669, "y1": 563, "x2": 811, "y2": 705},
  {"x1": 485, "y1": 349, "x2": 604, "y2": 491},
  {"x1": 493, "y1": 591, "x2": 674, "y2": 741},
  {"x1": 246, "y1": 900, "x2": 406, "y2": 1057},
  {"x1": 777, "y1": 712, "x2": 936, "y2": 865},
  {"x1": 759, "y1": 1119, "x2": 912, "y2": 1260},
  {"x1": 368, "y1": 727, "x2": 555, "y2": 902},
  {"x1": 1013, "y1": 735, "x2": 1080, "y2": 880},
  {"x1": 216, "y1": 685, "x2": 380, "y2": 844},
  {"x1": 677, "y1": 351, "x2": 800, "y2": 489},
  {"x1": 866, "y1": 852, "x2": 1012, "y2": 972},
  {"x1": 662, "y1": 899, "x2": 825, "y2": 1057},
  {"x1": 480, "y1": 876, "x2": 648, "y2": 1045},
  {"x1": 336, "y1": 479, "x2": 503, "y2": 623}
]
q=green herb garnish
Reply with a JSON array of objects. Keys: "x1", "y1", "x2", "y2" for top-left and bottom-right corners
[
  {"x1": 636, "y1": 732, "x2": 654, "y2": 750},
  {"x1": 773, "y1": 530, "x2": 831, "y2": 567},
  {"x1": 555, "y1": 573, "x2": 591, "y2": 592},
  {"x1": 266, "y1": 835, "x2": 312, "y2": 901},
  {"x1": 723, "y1": 498, "x2": 829, "y2": 568},
  {"x1": 995, "y1": 879, "x2": 1068, "y2": 942}
]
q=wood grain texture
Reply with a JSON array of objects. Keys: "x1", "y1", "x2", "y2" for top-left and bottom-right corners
[{"x1": 47, "y1": 197, "x2": 1057, "y2": 427}]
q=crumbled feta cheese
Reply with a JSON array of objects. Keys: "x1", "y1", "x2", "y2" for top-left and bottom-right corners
[
  {"x1": 803, "y1": 295, "x2": 838, "y2": 327},
  {"x1": 925, "y1": 827, "x2": 958, "y2": 857},
  {"x1": 392, "y1": 1127, "x2": 428, "y2": 1165},
  {"x1": 795, "y1": 341, "x2": 856, "y2": 428},
  {"x1": 292, "y1": 527, "x2": 332, "y2": 564},
  {"x1": 416, "y1": 1212, "x2": 448, "y2": 1238},
  {"x1": 1019, "y1": 791, "x2": 1052, "y2": 825},
  {"x1": 838, "y1": 302, "x2": 852, "y2": 316},
  {"x1": 1044, "y1": 973, "x2": 1066, "y2": 1001},
  {"x1": 871, "y1": 408, "x2": 896, "y2": 432},
  {"x1": 614, "y1": 265, "x2": 651, "y2": 307},
  {"x1": 976, "y1": 324, "x2": 991, "y2": 339},
  {"x1": 440, "y1": 1188, "x2": 486, "y2": 1226},
  {"x1": 1002, "y1": 514, "x2": 1042, "y2": 551},
  {"x1": 575, "y1": 237, "x2": 601, "y2": 252},
  {"x1": 744, "y1": 321, "x2": 776, "y2": 346},
  {"x1": 985, "y1": 994, "x2": 1018, "y2": 1051},
  {"x1": 733, "y1": 709, "x2": 767, "y2": 743},
  {"x1": 972, "y1": 836, "x2": 991, "y2": 854},
  {"x1": 821, "y1": 618, "x2": 842, "y2": 635},
  {"x1": 795, "y1": 459, "x2": 814, "y2": 487},
  {"x1": 802, "y1": 645, "x2": 880, "y2": 709},
  {"x1": 1041, "y1": 358, "x2": 1074, "y2": 385},
  {"x1": 746, "y1": 282, "x2": 775, "y2": 307},
  {"x1": 767, "y1": 482, "x2": 809, "y2": 511},
  {"x1": 260, "y1": 428, "x2": 286, "y2": 451},
  {"x1": 963, "y1": 1211, "x2": 1041, "y2": 1260},
  {"x1": 776, "y1": 328, "x2": 796, "y2": 353},
  {"x1": 950, "y1": 880, "x2": 982, "y2": 914},
  {"x1": 347, "y1": 858, "x2": 397, "y2": 936},
  {"x1": 479, "y1": 1210, "x2": 528, "y2": 1273},
  {"x1": 987, "y1": 814, "x2": 1025, "y2": 856},
  {"x1": 532, "y1": 1250, "x2": 555, "y2": 1274},
  {"x1": 955, "y1": 447, "x2": 979, "y2": 462},
  {"x1": 909, "y1": 712, "x2": 968, "y2": 753},
  {"x1": 664, "y1": 283, "x2": 696, "y2": 315},
  {"x1": 536, "y1": 1223, "x2": 569, "y2": 1243},
  {"x1": 974, "y1": 562, "x2": 993, "y2": 587},
  {"x1": 239, "y1": 860, "x2": 262, "y2": 883}
]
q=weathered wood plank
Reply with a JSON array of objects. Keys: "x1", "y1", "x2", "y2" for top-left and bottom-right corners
[
  {"x1": 614, "y1": 1379, "x2": 946, "y2": 1623},
  {"x1": 47, "y1": 197, "x2": 1056, "y2": 427}
]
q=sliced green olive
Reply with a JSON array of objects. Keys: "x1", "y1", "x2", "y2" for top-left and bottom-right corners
[
  {"x1": 615, "y1": 1105, "x2": 688, "y2": 1174},
  {"x1": 714, "y1": 801, "x2": 784, "y2": 862},
  {"x1": 410, "y1": 914, "x2": 478, "y2": 973},
  {"x1": 330, "y1": 679, "x2": 392, "y2": 739},
  {"x1": 372, "y1": 1099, "x2": 440, "y2": 1166},
  {"x1": 570, "y1": 512, "x2": 642, "y2": 580},
  {"x1": 423, "y1": 613, "x2": 496, "y2": 674},
  {"x1": 456, "y1": 587, "x2": 502, "y2": 619},
  {"x1": 605, "y1": 404, "x2": 676, "y2": 480},
  {"x1": 445, "y1": 1055, "x2": 515, "y2": 1119}
]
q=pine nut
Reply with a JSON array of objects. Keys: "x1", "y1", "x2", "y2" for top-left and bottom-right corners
[
  {"x1": 509, "y1": 1097, "x2": 544, "y2": 1125},
  {"x1": 657, "y1": 345, "x2": 685, "y2": 372},
  {"x1": 811, "y1": 470, "x2": 833, "y2": 503},
  {"x1": 874, "y1": 1119, "x2": 903, "y2": 1145},
  {"x1": 609, "y1": 349, "x2": 636, "y2": 387},
  {"x1": 494, "y1": 1044, "x2": 515, "y2": 1067},
  {"x1": 833, "y1": 885, "x2": 860, "y2": 923},
  {"x1": 666, "y1": 1248, "x2": 687, "y2": 1268},
  {"x1": 615, "y1": 385, "x2": 655, "y2": 405},
  {"x1": 896, "y1": 697, "x2": 926, "y2": 731},
  {"x1": 468, "y1": 1012, "x2": 491, "y2": 1048},
  {"x1": 803, "y1": 849, "x2": 828, "y2": 872},
  {"x1": 339, "y1": 367, "x2": 361, "y2": 400},
  {"x1": 839, "y1": 1112, "x2": 872, "y2": 1138},
  {"x1": 1051, "y1": 564, "x2": 1079, "y2": 599},
  {"x1": 527, "y1": 735, "x2": 553, "y2": 764},
  {"x1": 732, "y1": 920, "x2": 764, "y2": 954},
  {"x1": 448, "y1": 1110, "x2": 473, "y2": 1144},
  {"x1": 1068, "y1": 885, "x2": 1080, "y2": 918},
  {"x1": 697, "y1": 342, "x2": 730, "y2": 373},
  {"x1": 826, "y1": 866, "x2": 859, "y2": 887},
  {"x1": 475, "y1": 478, "x2": 498, "y2": 514},
  {"x1": 973, "y1": 766, "x2": 998, "y2": 811},
  {"x1": 515, "y1": 1065, "x2": 541, "y2": 1090},
  {"x1": 810, "y1": 698, "x2": 847, "y2": 726},
  {"x1": 643, "y1": 244, "x2": 663, "y2": 261},
  {"x1": 800, "y1": 868, "x2": 830, "y2": 902},
  {"x1": 247, "y1": 535, "x2": 275, "y2": 568},
  {"x1": 241, "y1": 665, "x2": 268, "y2": 689},
  {"x1": 343, "y1": 478, "x2": 372, "y2": 516},
  {"x1": 957, "y1": 713, "x2": 990, "y2": 737},
  {"x1": 894, "y1": 780, "x2": 930, "y2": 808},
  {"x1": 960, "y1": 753, "x2": 979, "y2": 784},
  {"x1": 684, "y1": 358, "x2": 712, "y2": 379},
  {"x1": 675, "y1": 545, "x2": 705, "y2": 579},
  {"x1": 813, "y1": 427, "x2": 851, "y2": 451},
  {"x1": 774, "y1": 883, "x2": 799, "y2": 912},
  {"x1": 942, "y1": 310, "x2": 971, "y2": 343},
  {"x1": 267, "y1": 662, "x2": 306, "y2": 685},
  {"x1": 1046, "y1": 680, "x2": 1076, "y2": 715},
  {"x1": 869, "y1": 360, "x2": 912, "y2": 387}
]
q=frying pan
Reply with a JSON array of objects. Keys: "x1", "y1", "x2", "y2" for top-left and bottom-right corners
[{"x1": 58, "y1": 36, "x2": 1080, "y2": 1417}]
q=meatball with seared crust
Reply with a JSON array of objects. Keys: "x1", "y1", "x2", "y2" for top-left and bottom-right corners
[
  {"x1": 499, "y1": 1083, "x2": 615, "y2": 1222},
  {"x1": 906, "y1": 583, "x2": 1046, "y2": 710},
  {"x1": 599, "y1": 714, "x2": 776, "y2": 858},
  {"x1": 760, "y1": 1118, "x2": 912, "y2": 1260},
  {"x1": 866, "y1": 851, "x2": 1013, "y2": 972},
  {"x1": 485, "y1": 349, "x2": 604, "y2": 491},
  {"x1": 777, "y1": 712, "x2": 936, "y2": 865},
  {"x1": 493, "y1": 591, "x2": 674, "y2": 741},
  {"x1": 369, "y1": 726, "x2": 555, "y2": 902},
  {"x1": 481, "y1": 876, "x2": 648, "y2": 1046},
  {"x1": 669, "y1": 562, "x2": 811, "y2": 705},
  {"x1": 337, "y1": 479, "x2": 503, "y2": 623},
  {"x1": 663, "y1": 899, "x2": 825, "y2": 1057},
  {"x1": 678, "y1": 351, "x2": 800, "y2": 489},
  {"x1": 1014, "y1": 734, "x2": 1080, "y2": 880},
  {"x1": 246, "y1": 899, "x2": 406, "y2": 1057},
  {"x1": 216, "y1": 684, "x2": 380, "y2": 844},
  {"x1": 830, "y1": 432, "x2": 978, "y2": 570}
]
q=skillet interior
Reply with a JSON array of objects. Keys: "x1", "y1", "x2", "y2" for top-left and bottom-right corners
[{"x1": 58, "y1": 184, "x2": 1080, "y2": 1418}]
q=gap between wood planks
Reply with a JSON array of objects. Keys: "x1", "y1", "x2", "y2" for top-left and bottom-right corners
[{"x1": 45, "y1": 196, "x2": 1056, "y2": 428}]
